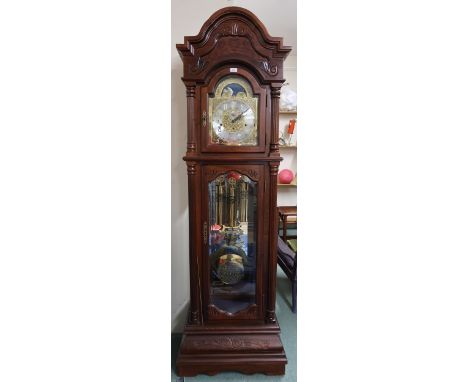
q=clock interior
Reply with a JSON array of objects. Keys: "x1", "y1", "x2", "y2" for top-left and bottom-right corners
[{"x1": 208, "y1": 171, "x2": 257, "y2": 314}]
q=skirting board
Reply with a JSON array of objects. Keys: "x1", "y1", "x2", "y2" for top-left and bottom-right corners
[{"x1": 172, "y1": 300, "x2": 189, "y2": 333}]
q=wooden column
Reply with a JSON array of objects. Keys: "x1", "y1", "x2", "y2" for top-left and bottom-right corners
[
  {"x1": 266, "y1": 162, "x2": 280, "y2": 323},
  {"x1": 185, "y1": 83, "x2": 196, "y2": 154},
  {"x1": 186, "y1": 161, "x2": 201, "y2": 324},
  {"x1": 269, "y1": 84, "x2": 282, "y2": 155},
  {"x1": 266, "y1": 83, "x2": 283, "y2": 322}
]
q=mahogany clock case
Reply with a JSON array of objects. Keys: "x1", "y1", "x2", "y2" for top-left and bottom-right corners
[{"x1": 175, "y1": 7, "x2": 292, "y2": 376}]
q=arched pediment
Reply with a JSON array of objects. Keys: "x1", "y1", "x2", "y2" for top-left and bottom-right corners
[{"x1": 176, "y1": 7, "x2": 292, "y2": 83}]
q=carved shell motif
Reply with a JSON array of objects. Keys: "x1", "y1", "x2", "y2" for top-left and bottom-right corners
[
  {"x1": 206, "y1": 168, "x2": 220, "y2": 178},
  {"x1": 246, "y1": 169, "x2": 258, "y2": 180}
]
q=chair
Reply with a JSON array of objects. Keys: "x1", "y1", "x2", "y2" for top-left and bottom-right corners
[
  {"x1": 277, "y1": 235, "x2": 297, "y2": 313},
  {"x1": 277, "y1": 206, "x2": 297, "y2": 242}
]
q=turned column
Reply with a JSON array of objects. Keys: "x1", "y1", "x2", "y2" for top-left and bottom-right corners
[
  {"x1": 185, "y1": 82, "x2": 196, "y2": 154},
  {"x1": 269, "y1": 84, "x2": 282, "y2": 155},
  {"x1": 266, "y1": 162, "x2": 280, "y2": 323}
]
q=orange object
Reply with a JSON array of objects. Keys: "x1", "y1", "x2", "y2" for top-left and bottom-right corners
[{"x1": 288, "y1": 119, "x2": 296, "y2": 134}]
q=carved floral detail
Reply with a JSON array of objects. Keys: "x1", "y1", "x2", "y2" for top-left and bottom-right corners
[
  {"x1": 190, "y1": 336, "x2": 270, "y2": 351},
  {"x1": 260, "y1": 59, "x2": 278, "y2": 75},
  {"x1": 246, "y1": 169, "x2": 258, "y2": 180},
  {"x1": 219, "y1": 22, "x2": 245, "y2": 36},
  {"x1": 206, "y1": 168, "x2": 220, "y2": 178}
]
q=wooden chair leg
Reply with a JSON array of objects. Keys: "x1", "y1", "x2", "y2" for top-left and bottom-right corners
[
  {"x1": 292, "y1": 279, "x2": 297, "y2": 313},
  {"x1": 282, "y1": 217, "x2": 287, "y2": 241}
]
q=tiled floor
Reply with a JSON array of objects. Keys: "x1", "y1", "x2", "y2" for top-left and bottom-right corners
[{"x1": 171, "y1": 266, "x2": 297, "y2": 381}]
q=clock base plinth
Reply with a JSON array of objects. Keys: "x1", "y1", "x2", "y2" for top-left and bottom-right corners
[{"x1": 175, "y1": 321, "x2": 287, "y2": 377}]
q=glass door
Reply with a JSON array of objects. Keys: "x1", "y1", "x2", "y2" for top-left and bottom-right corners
[{"x1": 204, "y1": 167, "x2": 263, "y2": 320}]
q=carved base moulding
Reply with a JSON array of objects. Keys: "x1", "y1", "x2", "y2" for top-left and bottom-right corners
[{"x1": 176, "y1": 331, "x2": 287, "y2": 376}]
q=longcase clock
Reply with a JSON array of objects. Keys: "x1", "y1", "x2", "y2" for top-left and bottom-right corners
[{"x1": 175, "y1": 7, "x2": 291, "y2": 376}]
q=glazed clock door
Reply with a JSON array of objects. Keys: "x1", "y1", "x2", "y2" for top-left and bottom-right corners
[
  {"x1": 200, "y1": 67, "x2": 267, "y2": 153},
  {"x1": 202, "y1": 165, "x2": 265, "y2": 321}
]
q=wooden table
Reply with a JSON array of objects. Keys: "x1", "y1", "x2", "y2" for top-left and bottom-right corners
[{"x1": 278, "y1": 206, "x2": 297, "y2": 242}]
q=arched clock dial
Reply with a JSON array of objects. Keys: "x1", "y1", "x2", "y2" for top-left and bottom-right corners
[{"x1": 208, "y1": 75, "x2": 258, "y2": 146}]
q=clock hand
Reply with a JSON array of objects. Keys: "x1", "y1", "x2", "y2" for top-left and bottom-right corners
[{"x1": 231, "y1": 108, "x2": 249, "y2": 123}]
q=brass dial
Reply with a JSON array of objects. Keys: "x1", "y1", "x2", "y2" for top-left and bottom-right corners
[
  {"x1": 212, "y1": 100, "x2": 255, "y2": 144},
  {"x1": 209, "y1": 75, "x2": 258, "y2": 146}
]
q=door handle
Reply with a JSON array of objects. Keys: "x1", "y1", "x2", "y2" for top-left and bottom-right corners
[{"x1": 202, "y1": 111, "x2": 207, "y2": 128}]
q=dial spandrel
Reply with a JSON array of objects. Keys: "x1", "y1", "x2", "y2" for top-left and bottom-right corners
[{"x1": 208, "y1": 75, "x2": 258, "y2": 146}]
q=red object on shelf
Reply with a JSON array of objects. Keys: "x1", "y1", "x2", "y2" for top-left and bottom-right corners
[
  {"x1": 278, "y1": 169, "x2": 294, "y2": 184},
  {"x1": 287, "y1": 119, "x2": 296, "y2": 134}
]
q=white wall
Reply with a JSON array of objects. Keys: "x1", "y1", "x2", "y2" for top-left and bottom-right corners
[
  {"x1": 171, "y1": 0, "x2": 296, "y2": 331},
  {"x1": 278, "y1": 55, "x2": 297, "y2": 207}
]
